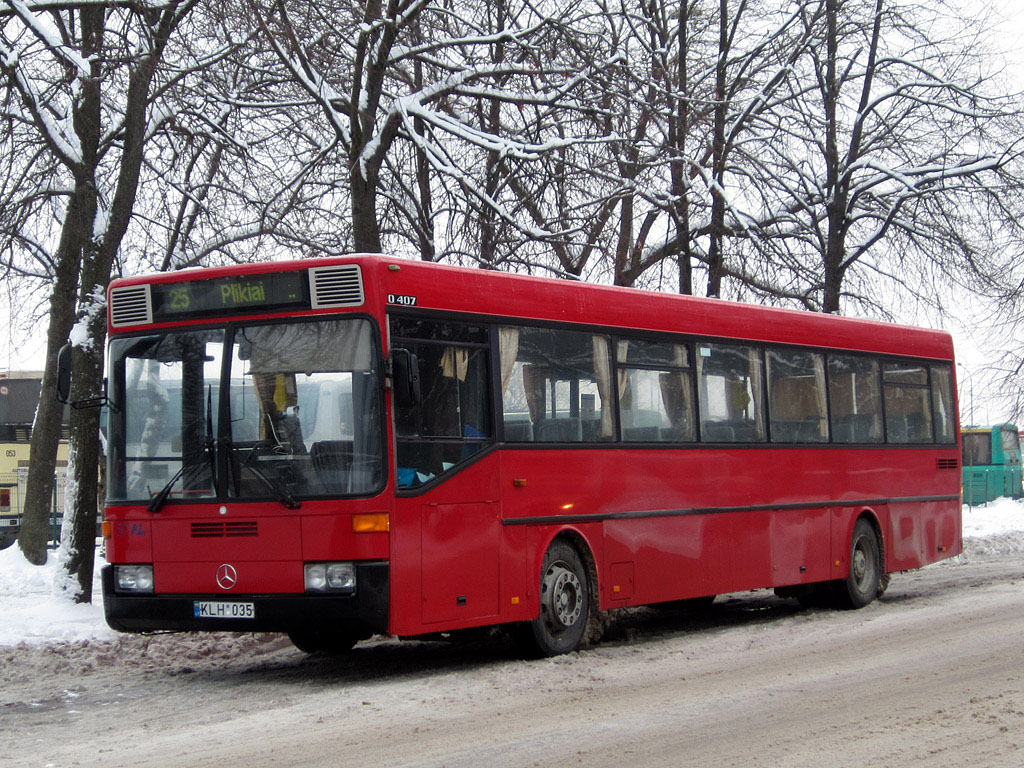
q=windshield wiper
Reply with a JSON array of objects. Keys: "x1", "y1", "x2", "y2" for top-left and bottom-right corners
[
  {"x1": 222, "y1": 437, "x2": 301, "y2": 510},
  {"x1": 149, "y1": 387, "x2": 220, "y2": 513},
  {"x1": 147, "y1": 438, "x2": 215, "y2": 513},
  {"x1": 147, "y1": 465, "x2": 186, "y2": 513}
]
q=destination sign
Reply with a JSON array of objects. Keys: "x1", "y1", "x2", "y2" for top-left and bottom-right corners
[{"x1": 150, "y1": 271, "x2": 309, "y2": 321}]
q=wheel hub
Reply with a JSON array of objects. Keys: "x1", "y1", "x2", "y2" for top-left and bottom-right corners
[
  {"x1": 541, "y1": 563, "x2": 583, "y2": 631},
  {"x1": 852, "y1": 547, "x2": 868, "y2": 584}
]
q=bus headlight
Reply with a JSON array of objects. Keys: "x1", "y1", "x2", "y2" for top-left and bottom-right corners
[
  {"x1": 304, "y1": 562, "x2": 356, "y2": 594},
  {"x1": 114, "y1": 564, "x2": 154, "y2": 593}
]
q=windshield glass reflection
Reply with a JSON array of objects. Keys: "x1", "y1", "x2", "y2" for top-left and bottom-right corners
[{"x1": 106, "y1": 318, "x2": 383, "y2": 504}]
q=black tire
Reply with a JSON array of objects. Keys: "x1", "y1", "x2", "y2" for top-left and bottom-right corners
[
  {"x1": 836, "y1": 518, "x2": 882, "y2": 609},
  {"x1": 877, "y1": 571, "x2": 892, "y2": 598},
  {"x1": 519, "y1": 539, "x2": 591, "y2": 657},
  {"x1": 287, "y1": 627, "x2": 364, "y2": 655}
]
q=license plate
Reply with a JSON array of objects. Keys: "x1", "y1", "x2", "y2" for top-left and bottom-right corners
[{"x1": 193, "y1": 601, "x2": 255, "y2": 619}]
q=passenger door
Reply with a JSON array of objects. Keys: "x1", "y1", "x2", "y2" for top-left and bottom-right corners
[{"x1": 389, "y1": 315, "x2": 501, "y2": 626}]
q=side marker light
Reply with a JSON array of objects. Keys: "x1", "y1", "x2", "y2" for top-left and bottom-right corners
[{"x1": 352, "y1": 513, "x2": 389, "y2": 533}]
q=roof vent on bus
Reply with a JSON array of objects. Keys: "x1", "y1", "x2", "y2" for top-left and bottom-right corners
[
  {"x1": 309, "y1": 264, "x2": 364, "y2": 309},
  {"x1": 109, "y1": 284, "x2": 153, "y2": 328}
]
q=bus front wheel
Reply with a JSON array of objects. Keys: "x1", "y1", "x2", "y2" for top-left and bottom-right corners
[
  {"x1": 519, "y1": 540, "x2": 592, "y2": 657},
  {"x1": 837, "y1": 519, "x2": 882, "y2": 609}
]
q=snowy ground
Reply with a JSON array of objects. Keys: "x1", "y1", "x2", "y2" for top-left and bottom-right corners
[
  {"x1": 1, "y1": 498, "x2": 1022, "y2": 648},
  {"x1": 1, "y1": 500, "x2": 1023, "y2": 768}
]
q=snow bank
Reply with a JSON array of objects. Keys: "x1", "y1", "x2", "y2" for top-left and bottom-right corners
[
  {"x1": 0, "y1": 499, "x2": 1022, "y2": 648},
  {"x1": 958, "y1": 496, "x2": 1024, "y2": 559},
  {"x1": 961, "y1": 496, "x2": 1024, "y2": 538},
  {"x1": 0, "y1": 545, "x2": 114, "y2": 646}
]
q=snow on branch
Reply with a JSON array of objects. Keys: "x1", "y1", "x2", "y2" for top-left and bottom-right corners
[
  {"x1": 5, "y1": 0, "x2": 92, "y2": 78},
  {"x1": 256, "y1": 4, "x2": 352, "y2": 147},
  {"x1": 0, "y1": 41, "x2": 83, "y2": 167}
]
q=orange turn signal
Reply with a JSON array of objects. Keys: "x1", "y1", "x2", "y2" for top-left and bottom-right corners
[
  {"x1": 101, "y1": 521, "x2": 112, "y2": 539},
  {"x1": 352, "y1": 513, "x2": 389, "y2": 533}
]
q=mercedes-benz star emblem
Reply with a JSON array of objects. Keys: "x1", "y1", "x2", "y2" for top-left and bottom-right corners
[{"x1": 216, "y1": 563, "x2": 238, "y2": 591}]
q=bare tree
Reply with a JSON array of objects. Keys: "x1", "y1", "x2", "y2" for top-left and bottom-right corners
[
  {"x1": 572, "y1": 0, "x2": 826, "y2": 298},
  {"x1": 0, "y1": 0, "x2": 216, "y2": 597},
  {"x1": 771, "y1": 0, "x2": 1022, "y2": 313},
  {"x1": 0, "y1": 0, "x2": 309, "y2": 598},
  {"x1": 250, "y1": 0, "x2": 605, "y2": 260}
]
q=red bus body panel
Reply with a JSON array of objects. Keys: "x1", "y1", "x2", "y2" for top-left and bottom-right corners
[{"x1": 104, "y1": 255, "x2": 962, "y2": 639}]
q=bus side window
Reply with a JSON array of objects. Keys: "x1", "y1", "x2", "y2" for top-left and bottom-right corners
[
  {"x1": 1001, "y1": 427, "x2": 1021, "y2": 465},
  {"x1": 883, "y1": 363, "x2": 933, "y2": 443},
  {"x1": 963, "y1": 431, "x2": 991, "y2": 466},
  {"x1": 616, "y1": 338, "x2": 695, "y2": 443},
  {"x1": 930, "y1": 364, "x2": 956, "y2": 445},
  {"x1": 767, "y1": 349, "x2": 828, "y2": 443},
  {"x1": 695, "y1": 343, "x2": 766, "y2": 443},
  {"x1": 828, "y1": 355, "x2": 883, "y2": 444},
  {"x1": 390, "y1": 318, "x2": 492, "y2": 487},
  {"x1": 499, "y1": 326, "x2": 614, "y2": 443}
]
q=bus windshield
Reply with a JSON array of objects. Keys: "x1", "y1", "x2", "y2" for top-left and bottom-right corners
[{"x1": 106, "y1": 318, "x2": 384, "y2": 505}]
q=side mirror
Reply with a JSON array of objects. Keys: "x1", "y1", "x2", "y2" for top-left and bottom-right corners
[
  {"x1": 55, "y1": 343, "x2": 73, "y2": 404},
  {"x1": 390, "y1": 348, "x2": 421, "y2": 408}
]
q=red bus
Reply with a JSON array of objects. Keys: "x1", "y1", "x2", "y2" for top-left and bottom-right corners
[{"x1": 99, "y1": 255, "x2": 962, "y2": 655}]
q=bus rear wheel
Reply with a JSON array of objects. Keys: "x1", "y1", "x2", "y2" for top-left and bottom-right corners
[
  {"x1": 836, "y1": 519, "x2": 882, "y2": 609},
  {"x1": 519, "y1": 540, "x2": 591, "y2": 657}
]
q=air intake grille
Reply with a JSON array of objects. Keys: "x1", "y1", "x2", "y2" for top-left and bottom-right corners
[
  {"x1": 309, "y1": 264, "x2": 364, "y2": 308},
  {"x1": 191, "y1": 521, "x2": 258, "y2": 538},
  {"x1": 937, "y1": 458, "x2": 959, "y2": 470},
  {"x1": 110, "y1": 285, "x2": 153, "y2": 327}
]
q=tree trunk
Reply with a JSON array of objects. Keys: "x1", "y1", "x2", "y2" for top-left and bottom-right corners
[
  {"x1": 671, "y1": 0, "x2": 693, "y2": 296},
  {"x1": 614, "y1": 195, "x2": 634, "y2": 286},
  {"x1": 821, "y1": 0, "x2": 851, "y2": 314},
  {"x1": 351, "y1": 168, "x2": 382, "y2": 253},
  {"x1": 59, "y1": 337, "x2": 104, "y2": 602},
  {"x1": 706, "y1": 0, "x2": 729, "y2": 298},
  {"x1": 411, "y1": 26, "x2": 435, "y2": 263},
  {"x1": 414, "y1": 136, "x2": 435, "y2": 262},
  {"x1": 17, "y1": 226, "x2": 82, "y2": 563},
  {"x1": 17, "y1": 5, "x2": 104, "y2": 564}
]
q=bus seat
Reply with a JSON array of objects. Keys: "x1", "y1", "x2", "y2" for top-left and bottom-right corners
[
  {"x1": 731, "y1": 421, "x2": 760, "y2": 441},
  {"x1": 624, "y1": 426, "x2": 660, "y2": 442},
  {"x1": 776, "y1": 418, "x2": 825, "y2": 442},
  {"x1": 888, "y1": 415, "x2": 908, "y2": 443},
  {"x1": 660, "y1": 427, "x2": 692, "y2": 442},
  {"x1": 503, "y1": 421, "x2": 534, "y2": 442},
  {"x1": 702, "y1": 423, "x2": 735, "y2": 442},
  {"x1": 849, "y1": 414, "x2": 874, "y2": 442},
  {"x1": 771, "y1": 420, "x2": 800, "y2": 442},
  {"x1": 905, "y1": 413, "x2": 928, "y2": 441},
  {"x1": 535, "y1": 418, "x2": 582, "y2": 442}
]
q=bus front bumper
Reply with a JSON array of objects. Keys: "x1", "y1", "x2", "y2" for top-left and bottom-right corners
[{"x1": 100, "y1": 562, "x2": 389, "y2": 635}]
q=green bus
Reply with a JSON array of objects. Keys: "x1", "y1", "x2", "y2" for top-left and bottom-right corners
[{"x1": 962, "y1": 424, "x2": 1023, "y2": 504}]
